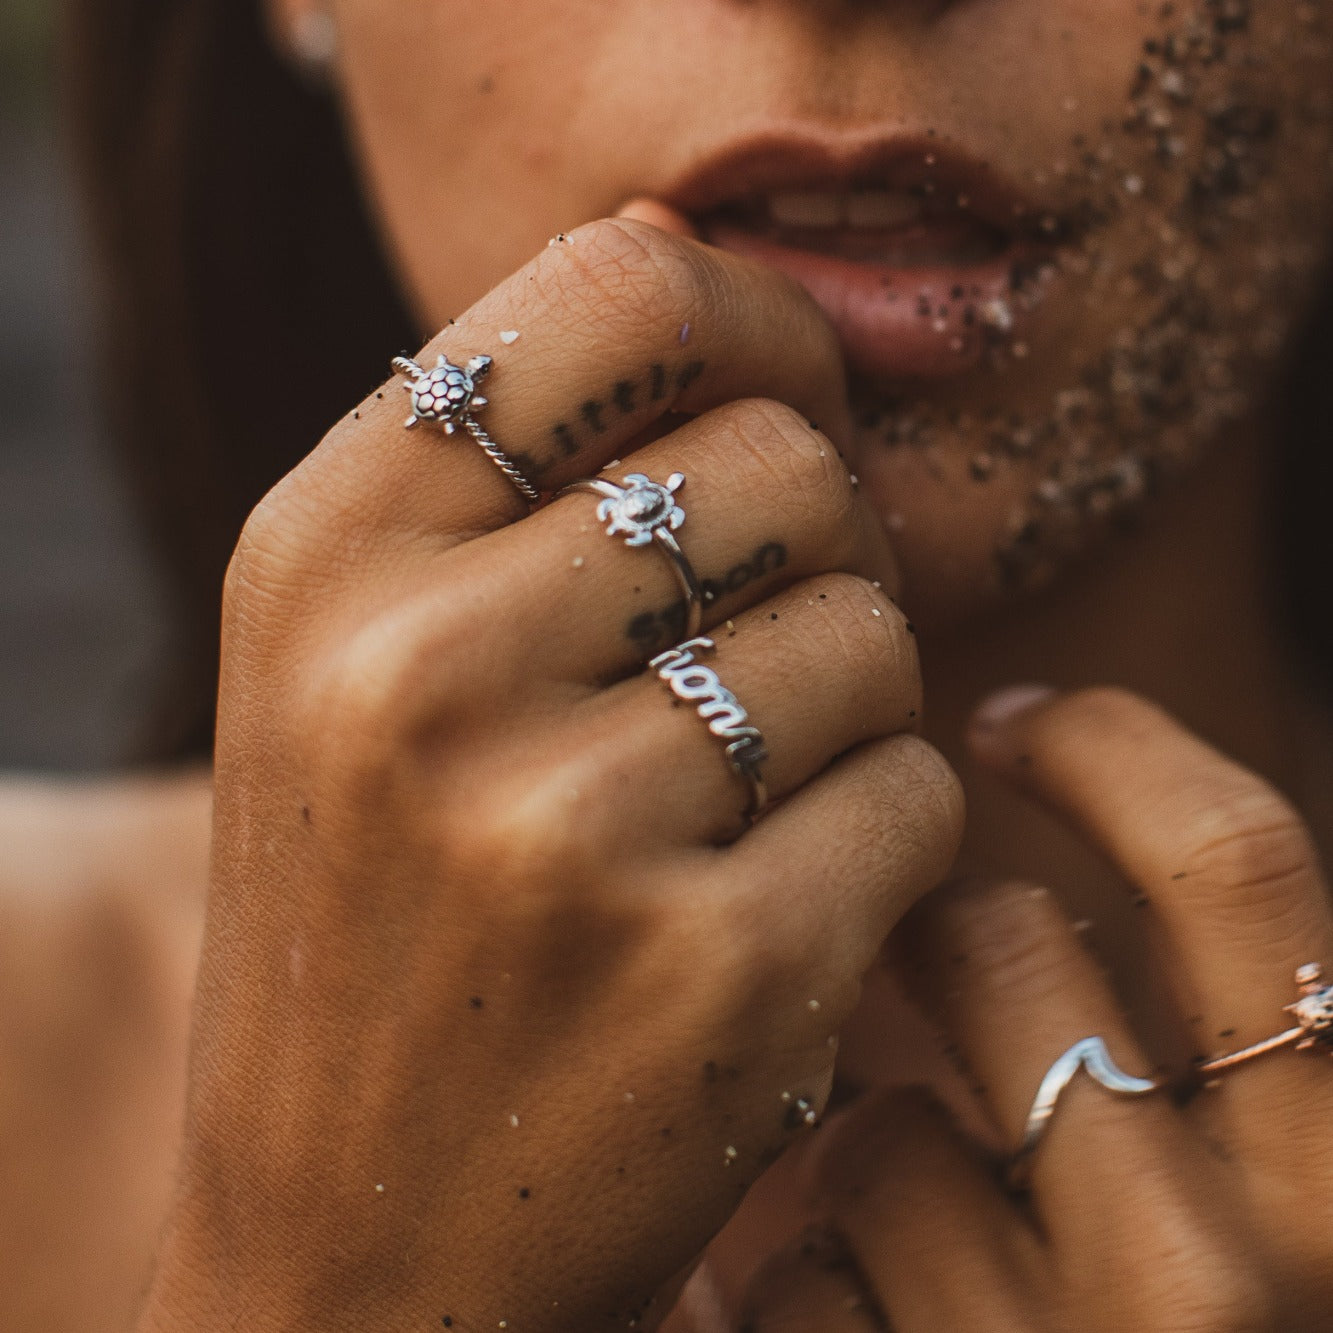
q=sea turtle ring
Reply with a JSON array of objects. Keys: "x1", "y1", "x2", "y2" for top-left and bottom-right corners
[
  {"x1": 391, "y1": 352, "x2": 540, "y2": 505},
  {"x1": 557, "y1": 472, "x2": 704, "y2": 641}
]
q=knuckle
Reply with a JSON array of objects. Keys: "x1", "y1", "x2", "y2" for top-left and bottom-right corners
[
  {"x1": 693, "y1": 891, "x2": 774, "y2": 978},
  {"x1": 527, "y1": 217, "x2": 719, "y2": 342},
  {"x1": 443, "y1": 760, "x2": 620, "y2": 904},
  {"x1": 717, "y1": 398, "x2": 853, "y2": 523},
  {"x1": 707, "y1": 908, "x2": 825, "y2": 1025},
  {"x1": 938, "y1": 880, "x2": 1073, "y2": 991},
  {"x1": 296, "y1": 631, "x2": 413, "y2": 784},
  {"x1": 1141, "y1": 1251, "x2": 1273, "y2": 1333},
  {"x1": 1174, "y1": 782, "x2": 1316, "y2": 900},
  {"x1": 850, "y1": 737, "x2": 966, "y2": 892},
  {"x1": 437, "y1": 780, "x2": 691, "y2": 976},
  {"x1": 224, "y1": 471, "x2": 317, "y2": 604},
  {"x1": 224, "y1": 447, "x2": 372, "y2": 615},
  {"x1": 804, "y1": 571, "x2": 919, "y2": 683},
  {"x1": 295, "y1": 598, "x2": 473, "y2": 781},
  {"x1": 888, "y1": 736, "x2": 967, "y2": 849}
]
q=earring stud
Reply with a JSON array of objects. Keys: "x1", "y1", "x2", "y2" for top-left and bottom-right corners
[{"x1": 290, "y1": 10, "x2": 338, "y2": 79}]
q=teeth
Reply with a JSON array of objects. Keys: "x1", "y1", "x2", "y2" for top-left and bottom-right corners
[
  {"x1": 767, "y1": 189, "x2": 926, "y2": 230},
  {"x1": 768, "y1": 191, "x2": 843, "y2": 228},
  {"x1": 846, "y1": 191, "x2": 925, "y2": 229}
]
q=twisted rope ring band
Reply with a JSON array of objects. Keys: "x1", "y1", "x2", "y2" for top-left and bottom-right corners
[{"x1": 392, "y1": 353, "x2": 540, "y2": 505}]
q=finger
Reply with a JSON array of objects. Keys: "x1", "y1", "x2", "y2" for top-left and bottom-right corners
[
  {"x1": 443, "y1": 399, "x2": 900, "y2": 684},
  {"x1": 594, "y1": 574, "x2": 922, "y2": 842},
  {"x1": 738, "y1": 1227, "x2": 885, "y2": 1333},
  {"x1": 967, "y1": 687, "x2": 1333, "y2": 1065},
  {"x1": 717, "y1": 732, "x2": 965, "y2": 1019},
  {"x1": 811, "y1": 1088, "x2": 1042, "y2": 1333},
  {"x1": 351, "y1": 567, "x2": 916, "y2": 849},
  {"x1": 617, "y1": 198, "x2": 699, "y2": 238},
  {"x1": 901, "y1": 880, "x2": 1235, "y2": 1273},
  {"x1": 292, "y1": 217, "x2": 851, "y2": 553}
]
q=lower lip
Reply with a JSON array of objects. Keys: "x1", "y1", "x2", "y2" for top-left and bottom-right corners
[{"x1": 706, "y1": 224, "x2": 1057, "y2": 380}]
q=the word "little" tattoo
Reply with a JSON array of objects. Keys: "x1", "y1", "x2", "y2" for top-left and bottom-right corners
[{"x1": 508, "y1": 359, "x2": 709, "y2": 482}]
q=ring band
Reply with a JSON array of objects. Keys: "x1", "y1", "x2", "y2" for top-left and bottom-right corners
[
  {"x1": 392, "y1": 353, "x2": 540, "y2": 505},
  {"x1": 558, "y1": 472, "x2": 704, "y2": 640},
  {"x1": 1196, "y1": 963, "x2": 1333, "y2": 1077},
  {"x1": 1008, "y1": 1037, "x2": 1161, "y2": 1191},
  {"x1": 649, "y1": 636, "x2": 768, "y2": 819},
  {"x1": 1008, "y1": 962, "x2": 1333, "y2": 1190}
]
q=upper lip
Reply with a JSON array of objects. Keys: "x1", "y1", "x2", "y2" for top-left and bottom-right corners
[{"x1": 659, "y1": 127, "x2": 1072, "y2": 242}]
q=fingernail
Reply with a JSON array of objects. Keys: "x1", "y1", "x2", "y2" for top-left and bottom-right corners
[{"x1": 971, "y1": 684, "x2": 1055, "y2": 732}]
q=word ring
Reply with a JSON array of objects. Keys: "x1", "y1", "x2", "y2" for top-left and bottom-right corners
[{"x1": 649, "y1": 636, "x2": 768, "y2": 820}]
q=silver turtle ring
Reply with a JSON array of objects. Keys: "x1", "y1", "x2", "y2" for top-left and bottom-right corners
[
  {"x1": 558, "y1": 472, "x2": 704, "y2": 641},
  {"x1": 392, "y1": 353, "x2": 540, "y2": 505}
]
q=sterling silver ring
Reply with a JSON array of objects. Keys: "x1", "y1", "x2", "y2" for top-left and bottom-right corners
[
  {"x1": 558, "y1": 472, "x2": 704, "y2": 640},
  {"x1": 1008, "y1": 964, "x2": 1333, "y2": 1191},
  {"x1": 392, "y1": 353, "x2": 540, "y2": 505},
  {"x1": 1008, "y1": 1038, "x2": 1161, "y2": 1191},
  {"x1": 1195, "y1": 963, "x2": 1333, "y2": 1077},
  {"x1": 649, "y1": 636, "x2": 768, "y2": 820}
]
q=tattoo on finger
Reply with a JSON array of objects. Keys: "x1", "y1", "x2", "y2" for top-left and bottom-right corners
[
  {"x1": 515, "y1": 358, "x2": 709, "y2": 482},
  {"x1": 627, "y1": 542, "x2": 788, "y2": 653}
]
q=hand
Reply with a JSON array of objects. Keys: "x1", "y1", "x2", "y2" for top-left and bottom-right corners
[
  {"x1": 738, "y1": 689, "x2": 1333, "y2": 1332},
  {"x1": 137, "y1": 219, "x2": 964, "y2": 1333}
]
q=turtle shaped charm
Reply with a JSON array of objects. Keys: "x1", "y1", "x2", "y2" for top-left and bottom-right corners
[
  {"x1": 597, "y1": 473, "x2": 687, "y2": 546},
  {"x1": 1286, "y1": 964, "x2": 1333, "y2": 1053},
  {"x1": 392, "y1": 353, "x2": 492, "y2": 433}
]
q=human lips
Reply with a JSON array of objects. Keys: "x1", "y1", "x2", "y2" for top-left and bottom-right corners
[{"x1": 662, "y1": 134, "x2": 1071, "y2": 380}]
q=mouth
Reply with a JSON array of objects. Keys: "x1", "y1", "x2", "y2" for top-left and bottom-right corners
[{"x1": 662, "y1": 133, "x2": 1072, "y2": 380}]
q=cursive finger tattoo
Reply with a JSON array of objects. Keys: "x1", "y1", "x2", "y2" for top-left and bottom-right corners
[{"x1": 627, "y1": 542, "x2": 788, "y2": 653}]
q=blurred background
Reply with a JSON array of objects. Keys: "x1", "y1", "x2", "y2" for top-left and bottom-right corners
[{"x1": 1, "y1": 0, "x2": 165, "y2": 770}]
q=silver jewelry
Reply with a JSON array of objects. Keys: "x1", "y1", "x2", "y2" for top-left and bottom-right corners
[
  {"x1": 289, "y1": 10, "x2": 338, "y2": 80},
  {"x1": 392, "y1": 353, "x2": 539, "y2": 505},
  {"x1": 1009, "y1": 1037, "x2": 1161, "y2": 1190},
  {"x1": 558, "y1": 473, "x2": 703, "y2": 639},
  {"x1": 1196, "y1": 963, "x2": 1333, "y2": 1076},
  {"x1": 649, "y1": 637, "x2": 768, "y2": 819},
  {"x1": 1008, "y1": 963, "x2": 1333, "y2": 1190}
]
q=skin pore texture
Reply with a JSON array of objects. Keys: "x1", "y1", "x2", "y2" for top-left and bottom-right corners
[
  {"x1": 3, "y1": 1, "x2": 1333, "y2": 1330},
  {"x1": 319, "y1": 0, "x2": 1333, "y2": 621},
  {"x1": 310, "y1": 0, "x2": 1333, "y2": 1096}
]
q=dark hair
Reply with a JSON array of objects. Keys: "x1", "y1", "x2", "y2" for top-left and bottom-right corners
[
  {"x1": 63, "y1": 0, "x2": 416, "y2": 758},
  {"x1": 1274, "y1": 273, "x2": 1333, "y2": 694},
  {"x1": 63, "y1": 0, "x2": 1332, "y2": 760}
]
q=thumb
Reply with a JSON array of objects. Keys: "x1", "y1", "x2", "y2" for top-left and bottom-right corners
[{"x1": 617, "y1": 197, "x2": 701, "y2": 239}]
